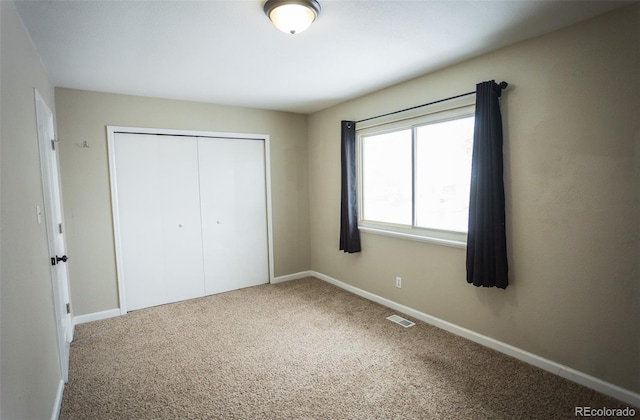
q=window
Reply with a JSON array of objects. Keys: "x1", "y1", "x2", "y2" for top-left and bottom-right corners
[{"x1": 358, "y1": 107, "x2": 474, "y2": 246}]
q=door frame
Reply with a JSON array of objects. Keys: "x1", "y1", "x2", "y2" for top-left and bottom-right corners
[
  {"x1": 106, "y1": 126, "x2": 275, "y2": 315},
  {"x1": 34, "y1": 89, "x2": 72, "y2": 382}
]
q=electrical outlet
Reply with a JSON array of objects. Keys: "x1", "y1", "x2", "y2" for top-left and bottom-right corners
[{"x1": 396, "y1": 276, "x2": 402, "y2": 288}]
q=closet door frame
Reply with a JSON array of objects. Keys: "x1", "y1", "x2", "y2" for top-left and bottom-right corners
[{"x1": 107, "y1": 126, "x2": 275, "y2": 315}]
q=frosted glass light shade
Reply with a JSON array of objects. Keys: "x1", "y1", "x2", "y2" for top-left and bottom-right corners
[{"x1": 264, "y1": 0, "x2": 321, "y2": 35}]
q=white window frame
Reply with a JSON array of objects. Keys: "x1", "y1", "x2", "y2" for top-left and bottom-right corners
[{"x1": 357, "y1": 104, "x2": 475, "y2": 248}]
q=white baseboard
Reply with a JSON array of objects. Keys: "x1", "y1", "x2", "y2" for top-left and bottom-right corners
[
  {"x1": 74, "y1": 274, "x2": 311, "y2": 326},
  {"x1": 50, "y1": 379, "x2": 64, "y2": 420},
  {"x1": 309, "y1": 270, "x2": 640, "y2": 408},
  {"x1": 73, "y1": 308, "x2": 121, "y2": 325},
  {"x1": 272, "y1": 271, "x2": 313, "y2": 284}
]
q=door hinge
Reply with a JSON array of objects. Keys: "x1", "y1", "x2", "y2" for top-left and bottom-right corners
[
  {"x1": 66, "y1": 303, "x2": 71, "y2": 314},
  {"x1": 51, "y1": 139, "x2": 56, "y2": 150},
  {"x1": 59, "y1": 223, "x2": 63, "y2": 234}
]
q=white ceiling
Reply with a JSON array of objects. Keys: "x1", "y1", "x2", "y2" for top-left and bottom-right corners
[{"x1": 14, "y1": 0, "x2": 630, "y2": 114}]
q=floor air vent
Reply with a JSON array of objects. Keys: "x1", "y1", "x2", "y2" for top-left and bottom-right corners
[{"x1": 386, "y1": 314, "x2": 415, "y2": 328}]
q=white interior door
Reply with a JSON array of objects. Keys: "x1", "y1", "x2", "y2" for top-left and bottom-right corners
[
  {"x1": 35, "y1": 89, "x2": 72, "y2": 382},
  {"x1": 112, "y1": 133, "x2": 205, "y2": 311},
  {"x1": 198, "y1": 137, "x2": 269, "y2": 294}
]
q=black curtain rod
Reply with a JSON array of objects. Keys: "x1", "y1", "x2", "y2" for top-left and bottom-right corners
[{"x1": 356, "y1": 81, "x2": 508, "y2": 125}]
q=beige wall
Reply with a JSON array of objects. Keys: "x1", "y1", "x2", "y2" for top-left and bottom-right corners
[
  {"x1": 55, "y1": 89, "x2": 310, "y2": 316},
  {"x1": 0, "y1": 2, "x2": 63, "y2": 418},
  {"x1": 308, "y1": 5, "x2": 639, "y2": 394}
]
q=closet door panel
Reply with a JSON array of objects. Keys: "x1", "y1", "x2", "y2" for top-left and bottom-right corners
[
  {"x1": 198, "y1": 138, "x2": 269, "y2": 295},
  {"x1": 157, "y1": 136, "x2": 206, "y2": 304},
  {"x1": 114, "y1": 134, "x2": 164, "y2": 311},
  {"x1": 114, "y1": 133, "x2": 205, "y2": 311}
]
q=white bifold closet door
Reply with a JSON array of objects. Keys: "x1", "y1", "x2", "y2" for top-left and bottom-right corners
[
  {"x1": 112, "y1": 133, "x2": 269, "y2": 312},
  {"x1": 114, "y1": 134, "x2": 205, "y2": 311},
  {"x1": 198, "y1": 138, "x2": 269, "y2": 295}
]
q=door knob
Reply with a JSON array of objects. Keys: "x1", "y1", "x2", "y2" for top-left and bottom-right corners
[{"x1": 56, "y1": 255, "x2": 68, "y2": 263}]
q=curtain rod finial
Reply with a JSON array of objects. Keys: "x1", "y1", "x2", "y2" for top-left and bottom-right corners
[{"x1": 499, "y1": 81, "x2": 509, "y2": 90}]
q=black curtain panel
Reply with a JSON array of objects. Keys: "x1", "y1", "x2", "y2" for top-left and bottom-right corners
[
  {"x1": 339, "y1": 120, "x2": 361, "y2": 253},
  {"x1": 466, "y1": 81, "x2": 509, "y2": 289}
]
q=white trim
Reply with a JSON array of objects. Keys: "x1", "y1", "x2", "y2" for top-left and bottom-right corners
[
  {"x1": 359, "y1": 225, "x2": 466, "y2": 249},
  {"x1": 35, "y1": 89, "x2": 71, "y2": 383},
  {"x1": 106, "y1": 128, "x2": 127, "y2": 315},
  {"x1": 263, "y1": 135, "x2": 276, "y2": 284},
  {"x1": 107, "y1": 125, "x2": 269, "y2": 141},
  {"x1": 50, "y1": 379, "x2": 64, "y2": 420},
  {"x1": 356, "y1": 96, "x2": 476, "y2": 131},
  {"x1": 309, "y1": 270, "x2": 640, "y2": 407},
  {"x1": 272, "y1": 271, "x2": 313, "y2": 284},
  {"x1": 106, "y1": 126, "x2": 275, "y2": 313},
  {"x1": 73, "y1": 308, "x2": 121, "y2": 325}
]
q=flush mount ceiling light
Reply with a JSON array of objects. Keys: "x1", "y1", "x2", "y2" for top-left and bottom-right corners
[{"x1": 264, "y1": 0, "x2": 321, "y2": 35}]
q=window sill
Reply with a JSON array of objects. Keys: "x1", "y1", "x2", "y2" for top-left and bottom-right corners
[{"x1": 358, "y1": 225, "x2": 467, "y2": 249}]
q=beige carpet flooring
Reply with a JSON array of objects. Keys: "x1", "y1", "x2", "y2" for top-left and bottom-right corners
[{"x1": 60, "y1": 277, "x2": 634, "y2": 419}]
